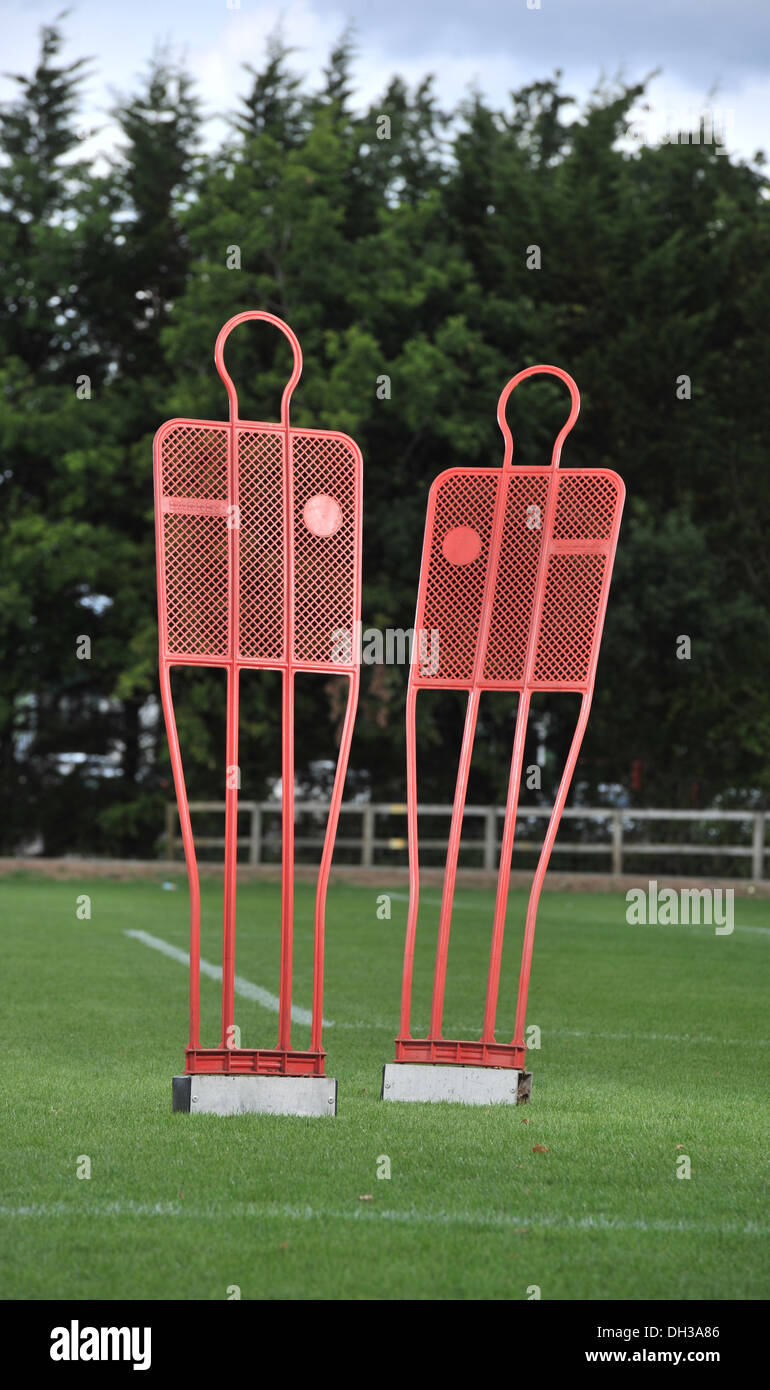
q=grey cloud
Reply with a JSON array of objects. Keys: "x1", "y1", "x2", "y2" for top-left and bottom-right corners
[{"x1": 344, "y1": 0, "x2": 770, "y2": 86}]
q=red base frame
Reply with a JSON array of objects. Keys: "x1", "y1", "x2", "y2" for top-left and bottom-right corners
[
  {"x1": 185, "y1": 1047, "x2": 326, "y2": 1076},
  {"x1": 394, "y1": 1038, "x2": 525, "y2": 1069}
]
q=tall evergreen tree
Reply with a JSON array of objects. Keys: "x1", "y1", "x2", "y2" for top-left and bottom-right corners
[
  {"x1": 232, "y1": 34, "x2": 306, "y2": 147},
  {"x1": 0, "y1": 18, "x2": 90, "y2": 371},
  {"x1": 3, "y1": 26, "x2": 770, "y2": 856}
]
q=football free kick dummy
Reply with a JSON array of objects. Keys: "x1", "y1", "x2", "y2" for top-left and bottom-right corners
[
  {"x1": 154, "y1": 311, "x2": 362, "y2": 1117},
  {"x1": 382, "y1": 366, "x2": 624, "y2": 1106}
]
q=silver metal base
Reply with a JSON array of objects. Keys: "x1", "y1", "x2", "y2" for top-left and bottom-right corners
[
  {"x1": 172, "y1": 1074, "x2": 337, "y2": 1117},
  {"x1": 381, "y1": 1063, "x2": 531, "y2": 1106}
]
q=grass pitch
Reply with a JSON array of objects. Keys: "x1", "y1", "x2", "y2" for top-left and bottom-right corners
[{"x1": 0, "y1": 871, "x2": 767, "y2": 1301}]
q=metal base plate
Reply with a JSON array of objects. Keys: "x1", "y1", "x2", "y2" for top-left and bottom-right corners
[
  {"x1": 172, "y1": 1074, "x2": 338, "y2": 1117},
  {"x1": 381, "y1": 1063, "x2": 531, "y2": 1106}
]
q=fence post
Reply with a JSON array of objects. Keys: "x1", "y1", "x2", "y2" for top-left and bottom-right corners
[
  {"x1": 484, "y1": 808, "x2": 497, "y2": 872},
  {"x1": 752, "y1": 811, "x2": 765, "y2": 882},
  {"x1": 249, "y1": 806, "x2": 262, "y2": 867},
  {"x1": 362, "y1": 805, "x2": 375, "y2": 868},
  {"x1": 165, "y1": 803, "x2": 176, "y2": 862},
  {"x1": 611, "y1": 810, "x2": 623, "y2": 877}
]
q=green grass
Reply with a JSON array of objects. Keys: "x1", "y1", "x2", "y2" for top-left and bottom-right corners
[{"x1": 0, "y1": 871, "x2": 768, "y2": 1300}]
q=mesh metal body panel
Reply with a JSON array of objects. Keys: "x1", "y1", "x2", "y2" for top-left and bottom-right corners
[
  {"x1": 292, "y1": 432, "x2": 359, "y2": 666},
  {"x1": 237, "y1": 427, "x2": 284, "y2": 661},
  {"x1": 157, "y1": 421, "x2": 360, "y2": 670},
  {"x1": 413, "y1": 467, "x2": 623, "y2": 689}
]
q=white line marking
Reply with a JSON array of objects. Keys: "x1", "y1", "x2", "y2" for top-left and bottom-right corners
[
  {"x1": 546, "y1": 1027, "x2": 770, "y2": 1047},
  {"x1": 388, "y1": 893, "x2": 770, "y2": 935},
  {"x1": 445, "y1": 1023, "x2": 768, "y2": 1047},
  {"x1": 125, "y1": 932, "x2": 766, "y2": 1044},
  {"x1": 0, "y1": 1201, "x2": 765, "y2": 1237},
  {"x1": 125, "y1": 929, "x2": 332, "y2": 1029}
]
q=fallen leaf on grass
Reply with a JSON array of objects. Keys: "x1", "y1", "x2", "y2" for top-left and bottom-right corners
[{"x1": 532, "y1": 1144, "x2": 550, "y2": 1154}]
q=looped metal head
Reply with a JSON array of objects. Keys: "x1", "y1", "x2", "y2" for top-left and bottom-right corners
[
  {"x1": 214, "y1": 310, "x2": 303, "y2": 426},
  {"x1": 496, "y1": 364, "x2": 580, "y2": 470}
]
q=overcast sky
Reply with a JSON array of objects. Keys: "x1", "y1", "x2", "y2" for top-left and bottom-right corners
[{"x1": 1, "y1": 0, "x2": 768, "y2": 164}]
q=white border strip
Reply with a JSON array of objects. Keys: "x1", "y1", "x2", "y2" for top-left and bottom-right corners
[
  {"x1": 126, "y1": 931, "x2": 767, "y2": 1045},
  {"x1": 125, "y1": 929, "x2": 332, "y2": 1028},
  {"x1": 0, "y1": 1200, "x2": 765, "y2": 1237}
]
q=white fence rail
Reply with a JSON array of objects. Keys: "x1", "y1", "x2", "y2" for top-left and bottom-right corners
[{"x1": 164, "y1": 803, "x2": 767, "y2": 879}]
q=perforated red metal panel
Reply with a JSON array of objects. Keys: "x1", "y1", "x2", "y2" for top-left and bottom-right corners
[
  {"x1": 393, "y1": 365, "x2": 625, "y2": 1077},
  {"x1": 237, "y1": 426, "x2": 284, "y2": 662},
  {"x1": 416, "y1": 472, "x2": 498, "y2": 683},
  {"x1": 161, "y1": 422, "x2": 229, "y2": 499},
  {"x1": 292, "y1": 431, "x2": 359, "y2": 666},
  {"x1": 483, "y1": 473, "x2": 550, "y2": 684},
  {"x1": 413, "y1": 467, "x2": 622, "y2": 690},
  {"x1": 154, "y1": 311, "x2": 363, "y2": 1080},
  {"x1": 157, "y1": 423, "x2": 361, "y2": 672}
]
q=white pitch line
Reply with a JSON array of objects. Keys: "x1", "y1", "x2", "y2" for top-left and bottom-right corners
[
  {"x1": 388, "y1": 892, "x2": 770, "y2": 935},
  {"x1": 125, "y1": 931, "x2": 767, "y2": 1045},
  {"x1": 125, "y1": 929, "x2": 332, "y2": 1029},
  {"x1": 546, "y1": 1027, "x2": 770, "y2": 1048},
  {"x1": 0, "y1": 1201, "x2": 765, "y2": 1238},
  {"x1": 442, "y1": 1023, "x2": 768, "y2": 1048}
]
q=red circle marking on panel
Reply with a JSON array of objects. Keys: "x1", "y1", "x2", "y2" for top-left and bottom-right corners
[
  {"x1": 303, "y1": 493, "x2": 343, "y2": 538},
  {"x1": 441, "y1": 524, "x2": 482, "y2": 566}
]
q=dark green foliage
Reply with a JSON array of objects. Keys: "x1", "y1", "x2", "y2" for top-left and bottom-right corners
[{"x1": 1, "y1": 20, "x2": 768, "y2": 855}]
